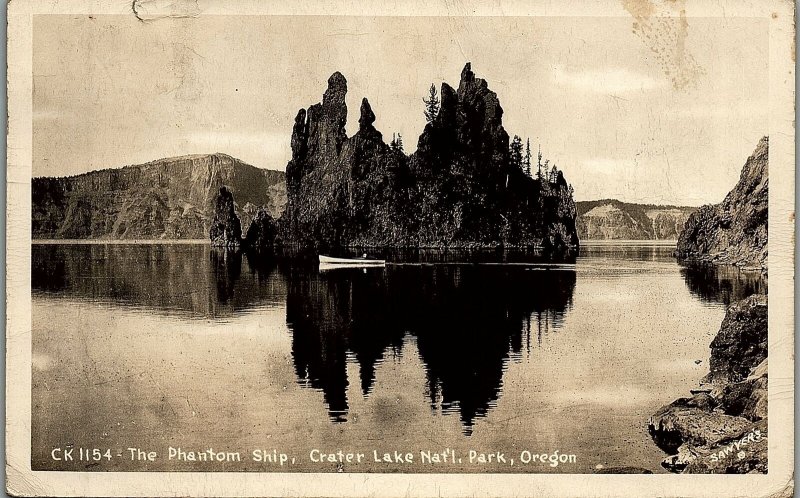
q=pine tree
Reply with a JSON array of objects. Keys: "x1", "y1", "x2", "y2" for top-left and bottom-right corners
[
  {"x1": 550, "y1": 165, "x2": 559, "y2": 184},
  {"x1": 390, "y1": 133, "x2": 406, "y2": 157},
  {"x1": 509, "y1": 135, "x2": 523, "y2": 171},
  {"x1": 537, "y1": 144, "x2": 543, "y2": 180},
  {"x1": 524, "y1": 138, "x2": 532, "y2": 177},
  {"x1": 423, "y1": 84, "x2": 440, "y2": 123}
]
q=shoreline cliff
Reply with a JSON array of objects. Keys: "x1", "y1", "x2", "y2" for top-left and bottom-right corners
[
  {"x1": 648, "y1": 137, "x2": 769, "y2": 474},
  {"x1": 32, "y1": 153, "x2": 286, "y2": 241},
  {"x1": 676, "y1": 137, "x2": 768, "y2": 270}
]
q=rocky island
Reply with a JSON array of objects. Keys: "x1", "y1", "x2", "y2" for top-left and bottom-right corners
[
  {"x1": 278, "y1": 63, "x2": 578, "y2": 251},
  {"x1": 648, "y1": 137, "x2": 769, "y2": 473},
  {"x1": 33, "y1": 64, "x2": 578, "y2": 253}
]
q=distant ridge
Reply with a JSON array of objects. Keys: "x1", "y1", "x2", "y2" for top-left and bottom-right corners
[
  {"x1": 38, "y1": 153, "x2": 255, "y2": 180},
  {"x1": 576, "y1": 199, "x2": 696, "y2": 240},
  {"x1": 32, "y1": 153, "x2": 286, "y2": 240}
]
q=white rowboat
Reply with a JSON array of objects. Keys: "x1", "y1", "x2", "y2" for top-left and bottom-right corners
[{"x1": 319, "y1": 255, "x2": 386, "y2": 265}]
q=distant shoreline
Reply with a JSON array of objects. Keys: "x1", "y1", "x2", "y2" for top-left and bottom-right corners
[
  {"x1": 580, "y1": 239, "x2": 677, "y2": 246},
  {"x1": 31, "y1": 238, "x2": 677, "y2": 247},
  {"x1": 32, "y1": 239, "x2": 210, "y2": 245}
]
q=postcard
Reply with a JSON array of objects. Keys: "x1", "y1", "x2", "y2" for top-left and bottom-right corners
[{"x1": 6, "y1": 0, "x2": 795, "y2": 496}]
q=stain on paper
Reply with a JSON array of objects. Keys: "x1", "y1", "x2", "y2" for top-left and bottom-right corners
[
  {"x1": 132, "y1": 0, "x2": 202, "y2": 22},
  {"x1": 622, "y1": 0, "x2": 704, "y2": 90}
]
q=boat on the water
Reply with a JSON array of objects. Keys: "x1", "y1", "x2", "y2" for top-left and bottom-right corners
[
  {"x1": 318, "y1": 262, "x2": 386, "y2": 272},
  {"x1": 319, "y1": 255, "x2": 386, "y2": 265}
]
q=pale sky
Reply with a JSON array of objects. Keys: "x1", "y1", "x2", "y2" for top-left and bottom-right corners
[{"x1": 33, "y1": 15, "x2": 767, "y2": 205}]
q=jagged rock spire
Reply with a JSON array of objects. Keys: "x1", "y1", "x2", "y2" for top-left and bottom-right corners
[
  {"x1": 286, "y1": 72, "x2": 350, "y2": 189},
  {"x1": 356, "y1": 97, "x2": 383, "y2": 142},
  {"x1": 359, "y1": 98, "x2": 376, "y2": 131},
  {"x1": 209, "y1": 186, "x2": 242, "y2": 247},
  {"x1": 461, "y1": 62, "x2": 474, "y2": 84},
  {"x1": 323, "y1": 72, "x2": 347, "y2": 109}
]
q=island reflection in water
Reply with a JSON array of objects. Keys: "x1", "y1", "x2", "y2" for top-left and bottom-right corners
[
  {"x1": 32, "y1": 244, "x2": 287, "y2": 316},
  {"x1": 33, "y1": 244, "x2": 575, "y2": 434},
  {"x1": 286, "y1": 261, "x2": 575, "y2": 432}
]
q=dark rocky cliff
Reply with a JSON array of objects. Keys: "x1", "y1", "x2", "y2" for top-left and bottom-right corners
[
  {"x1": 208, "y1": 185, "x2": 279, "y2": 250},
  {"x1": 577, "y1": 200, "x2": 695, "y2": 240},
  {"x1": 281, "y1": 64, "x2": 578, "y2": 250},
  {"x1": 32, "y1": 153, "x2": 286, "y2": 240},
  {"x1": 209, "y1": 187, "x2": 243, "y2": 248},
  {"x1": 676, "y1": 137, "x2": 768, "y2": 269},
  {"x1": 649, "y1": 137, "x2": 769, "y2": 472},
  {"x1": 647, "y1": 295, "x2": 767, "y2": 474}
]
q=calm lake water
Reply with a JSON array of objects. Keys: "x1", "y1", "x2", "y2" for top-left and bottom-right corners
[{"x1": 31, "y1": 243, "x2": 765, "y2": 473}]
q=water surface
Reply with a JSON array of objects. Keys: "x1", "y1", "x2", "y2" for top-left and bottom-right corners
[{"x1": 31, "y1": 243, "x2": 764, "y2": 473}]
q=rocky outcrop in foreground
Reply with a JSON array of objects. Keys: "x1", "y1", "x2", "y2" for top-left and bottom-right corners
[
  {"x1": 676, "y1": 137, "x2": 768, "y2": 269},
  {"x1": 281, "y1": 64, "x2": 578, "y2": 250},
  {"x1": 655, "y1": 136, "x2": 770, "y2": 473},
  {"x1": 33, "y1": 153, "x2": 286, "y2": 240},
  {"x1": 648, "y1": 295, "x2": 767, "y2": 473},
  {"x1": 576, "y1": 200, "x2": 695, "y2": 240},
  {"x1": 705, "y1": 295, "x2": 768, "y2": 385}
]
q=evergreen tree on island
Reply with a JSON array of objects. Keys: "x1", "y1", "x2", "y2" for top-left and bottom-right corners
[
  {"x1": 510, "y1": 135, "x2": 524, "y2": 172},
  {"x1": 524, "y1": 138, "x2": 532, "y2": 177},
  {"x1": 536, "y1": 145, "x2": 543, "y2": 180},
  {"x1": 391, "y1": 133, "x2": 405, "y2": 154},
  {"x1": 423, "y1": 83, "x2": 440, "y2": 123}
]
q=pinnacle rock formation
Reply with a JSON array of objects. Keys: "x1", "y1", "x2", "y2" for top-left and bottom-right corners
[
  {"x1": 209, "y1": 186, "x2": 243, "y2": 247},
  {"x1": 281, "y1": 63, "x2": 579, "y2": 250}
]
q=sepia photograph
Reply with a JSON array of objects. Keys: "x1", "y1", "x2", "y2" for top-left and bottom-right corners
[{"x1": 6, "y1": 0, "x2": 795, "y2": 496}]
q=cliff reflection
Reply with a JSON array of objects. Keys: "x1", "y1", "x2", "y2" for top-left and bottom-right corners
[
  {"x1": 286, "y1": 263, "x2": 576, "y2": 432},
  {"x1": 679, "y1": 263, "x2": 767, "y2": 306},
  {"x1": 32, "y1": 244, "x2": 285, "y2": 317}
]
